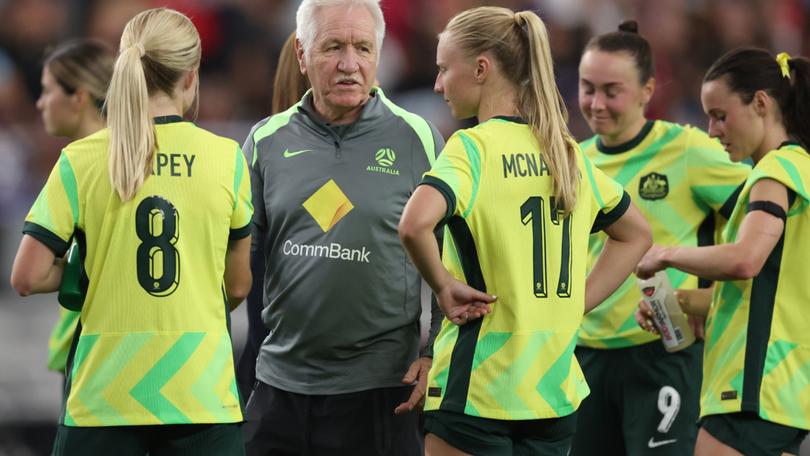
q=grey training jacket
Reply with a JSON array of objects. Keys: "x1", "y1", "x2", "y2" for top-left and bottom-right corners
[{"x1": 245, "y1": 88, "x2": 445, "y2": 395}]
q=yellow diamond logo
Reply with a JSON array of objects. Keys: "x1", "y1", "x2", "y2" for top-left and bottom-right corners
[{"x1": 303, "y1": 179, "x2": 354, "y2": 232}]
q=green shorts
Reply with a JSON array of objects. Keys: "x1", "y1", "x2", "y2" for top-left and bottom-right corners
[
  {"x1": 424, "y1": 409, "x2": 576, "y2": 456},
  {"x1": 52, "y1": 423, "x2": 244, "y2": 456},
  {"x1": 570, "y1": 340, "x2": 703, "y2": 456},
  {"x1": 701, "y1": 412, "x2": 808, "y2": 456}
]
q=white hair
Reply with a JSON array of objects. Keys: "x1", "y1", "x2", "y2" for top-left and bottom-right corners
[{"x1": 296, "y1": 0, "x2": 385, "y2": 57}]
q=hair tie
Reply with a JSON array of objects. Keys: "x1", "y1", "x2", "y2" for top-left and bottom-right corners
[
  {"x1": 514, "y1": 12, "x2": 528, "y2": 33},
  {"x1": 132, "y1": 43, "x2": 146, "y2": 58},
  {"x1": 776, "y1": 52, "x2": 791, "y2": 79}
]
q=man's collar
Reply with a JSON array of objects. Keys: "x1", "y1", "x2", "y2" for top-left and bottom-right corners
[{"x1": 298, "y1": 87, "x2": 382, "y2": 135}]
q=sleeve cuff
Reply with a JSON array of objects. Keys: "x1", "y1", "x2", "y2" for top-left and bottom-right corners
[
  {"x1": 591, "y1": 191, "x2": 631, "y2": 233},
  {"x1": 230, "y1": 222, "x2": 252, "y2": 240},
  {"x1": 22, "y1": 221, "x2": 70, "y2": 256},
  {"x1": 419, "y1": 175, "x2": 456, "y2": 225}
]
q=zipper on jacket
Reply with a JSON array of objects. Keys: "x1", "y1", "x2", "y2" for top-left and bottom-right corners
[{"x1": 334, "y1": 140, "x2": 342, "y2": 159}]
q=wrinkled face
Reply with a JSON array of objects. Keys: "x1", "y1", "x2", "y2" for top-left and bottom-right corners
[
  {"x1": 578, "y1": 49, "x2": 651, "y2": 140},
  {"x1": 701, "y1": 79, "x2": 763, "y2": 162},
  {"x1": 434, "y1": 33, "x2": 480, "y2": 120},
  {"x1": 300, "y1": 4, "x2": 378, "y2": 120},
  {"x1": 36, "y1": 66, "x2": 80, "y2": 138}
]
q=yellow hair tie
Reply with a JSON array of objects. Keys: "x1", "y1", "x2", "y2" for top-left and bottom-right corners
[{"x1": 776, "y1": 52, "x2": 791, "y2": 79}]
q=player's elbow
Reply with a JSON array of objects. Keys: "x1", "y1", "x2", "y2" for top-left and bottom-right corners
[
  {"x1": 398, "y1": 216, "x2": 425, "y2": 248},
  {"x1": 10, "y1": 271, "x2": 35, "y2": 297},
  {"x1": 728, "y1": 257, "x2": 763, "y2": 280},
  {"x1": 225, "y1": 276, "x2": 252, "y2": 305}
]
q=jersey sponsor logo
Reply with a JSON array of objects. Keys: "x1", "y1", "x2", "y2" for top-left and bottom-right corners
[
  {"x1": 282, "y1": 240, "x2": 371, "y2": 263},
  {"x1": 303, "y1": 179, "x2": 354, "y2": 232},
  {"x1": 639, "y1": 172, "x2": 669, "y2": 200},
  {"x1": 428, "y1": 387, "x2": 442, "y2": 397},
  {"x1": 292, "y1": 179, "x2": 373, "y2": 263},
  {"x1": 721, "y1": 390, "x2": 738, "y2": 400},
  {"x1": 283, "y1": 148, "x2": 314, "y2": 158},
  {"x1": 647, "y1": 437, "x2": 677, "y2": 448},
  {"x1": 367, "y1": 148, "x2": 400, "y2": 176}
]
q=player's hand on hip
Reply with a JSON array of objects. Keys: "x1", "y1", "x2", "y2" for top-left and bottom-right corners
[{"x1": 437, "y1": 278, "x2": 496, "y2": 325}]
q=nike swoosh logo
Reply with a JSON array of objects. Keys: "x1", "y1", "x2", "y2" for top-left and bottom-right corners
[
  {"x1": 647, "y1": 437, "x2": 677, "y2": 448},
  {"x1": 283, "y1": 149, "x2": 313, "y2": 158}
]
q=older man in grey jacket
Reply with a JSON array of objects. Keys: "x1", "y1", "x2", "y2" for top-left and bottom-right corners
[{"x1": 241, "y1": 0, "x2": 445, "y2": 454}]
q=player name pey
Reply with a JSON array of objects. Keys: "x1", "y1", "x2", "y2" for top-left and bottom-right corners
[
  {"x1": 282, "y1": 239, "x2": 371, "y2": 263},
  {"x1": 154, "y1": 152, "x2": 195, "y2": 177}
]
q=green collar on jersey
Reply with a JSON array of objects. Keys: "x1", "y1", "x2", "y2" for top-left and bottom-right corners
[
  {"x1": 778, "y1": 140, "x2": 801, "y2": 149},
  {"x1": 491, "y1": 115, "x2": 527, "y2": 124},
  {"x1": 154, "y1": 115, "x2": 185, "y2": 125},
  {"x1": 596, "y1": 119, "x2": 655, "y2": 155}
]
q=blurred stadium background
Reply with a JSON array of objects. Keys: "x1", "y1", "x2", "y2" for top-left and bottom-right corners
[{"x1": 1, "y1": 0, "x2": 809, "y2": 454}]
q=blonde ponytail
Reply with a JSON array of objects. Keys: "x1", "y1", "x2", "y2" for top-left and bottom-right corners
[
  {"x1": 515, "y1": 11, "x2": 578, "y2": 213},
  {"x1": 443, "y1": 7, "x2": 579, "y2": 213},
  {"x1": 106, "y1": 8, "x2": 201, "y2": 201}
]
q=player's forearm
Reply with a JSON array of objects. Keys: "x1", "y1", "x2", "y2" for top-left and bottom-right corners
[
  {"x1": 400, "y1": 226, "x2": 452, "y2": 296},
  {"x1": 585, "y1": 235, "x2": 648, "y2": 313},
  {"x1": 659, "y1": 244, "x2": 754, "y2": 281}
]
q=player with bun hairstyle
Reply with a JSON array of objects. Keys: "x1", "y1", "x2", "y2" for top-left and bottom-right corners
[{"x1": 570, "y1": 21, "x2": 749, "y2": 456}]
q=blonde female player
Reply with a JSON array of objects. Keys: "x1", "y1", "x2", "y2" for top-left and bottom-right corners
[
  {"x1": 12, "y1": 8, "x2": 252, "y2": 455},
  {"x1": 637, "y1": 48, "x2": 810, "y2": 456},
  {"x1": 399, "y1": 7, "x2": 652, "y2": 455},
  {"x1": 35, "y1": 40, "x2": 113, "y2": 377}
]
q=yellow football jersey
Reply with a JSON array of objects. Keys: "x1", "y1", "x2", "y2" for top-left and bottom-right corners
[
  {"x1": 702, "y1": 143, "x2": 810, "y2": 430},
  {"x1": 579, "y1": 120, "x2": 749, "y2": 348},
  {"x1": 24, "y1": 116, "x2": 252, "y2": 426},
  {"x1": 422, "y1": 117, "x2": 629, "y2": 420}
]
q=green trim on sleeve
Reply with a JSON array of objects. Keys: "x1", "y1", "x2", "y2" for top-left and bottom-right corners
[
  {"x1": 775, "y1": 156, "x2": 808, "y2": 199},
  {"x1": 420, "y1": 175, "x2": 457, "y2": 224},
  {"x1": 251, "y1": 97, "x2": 306, "y2": 166},
  {"x1": 376, "y1": 88, "x2": 436, "y2": 166},
  {"x1": 233, "y1": 145, "x2": 246, "y2": 210},
  {"x1": 230, "y1": 223, "x2": 252, "y2": 240},
  {"x1": 591, "y1": 191, "x2": 631, "y2": 233},
  {"x1": 458, "y1": 132, "x2": 481, "y2": 218},
  {"x1": 59, "y1": 153, "x2": 80, "y2": 225},
  {"x1": 23, "y1": 221, "x2": 70, "y2": 256},
  {"x1": 582, "y1": 154, "x2": 604, "y2": 208}
]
